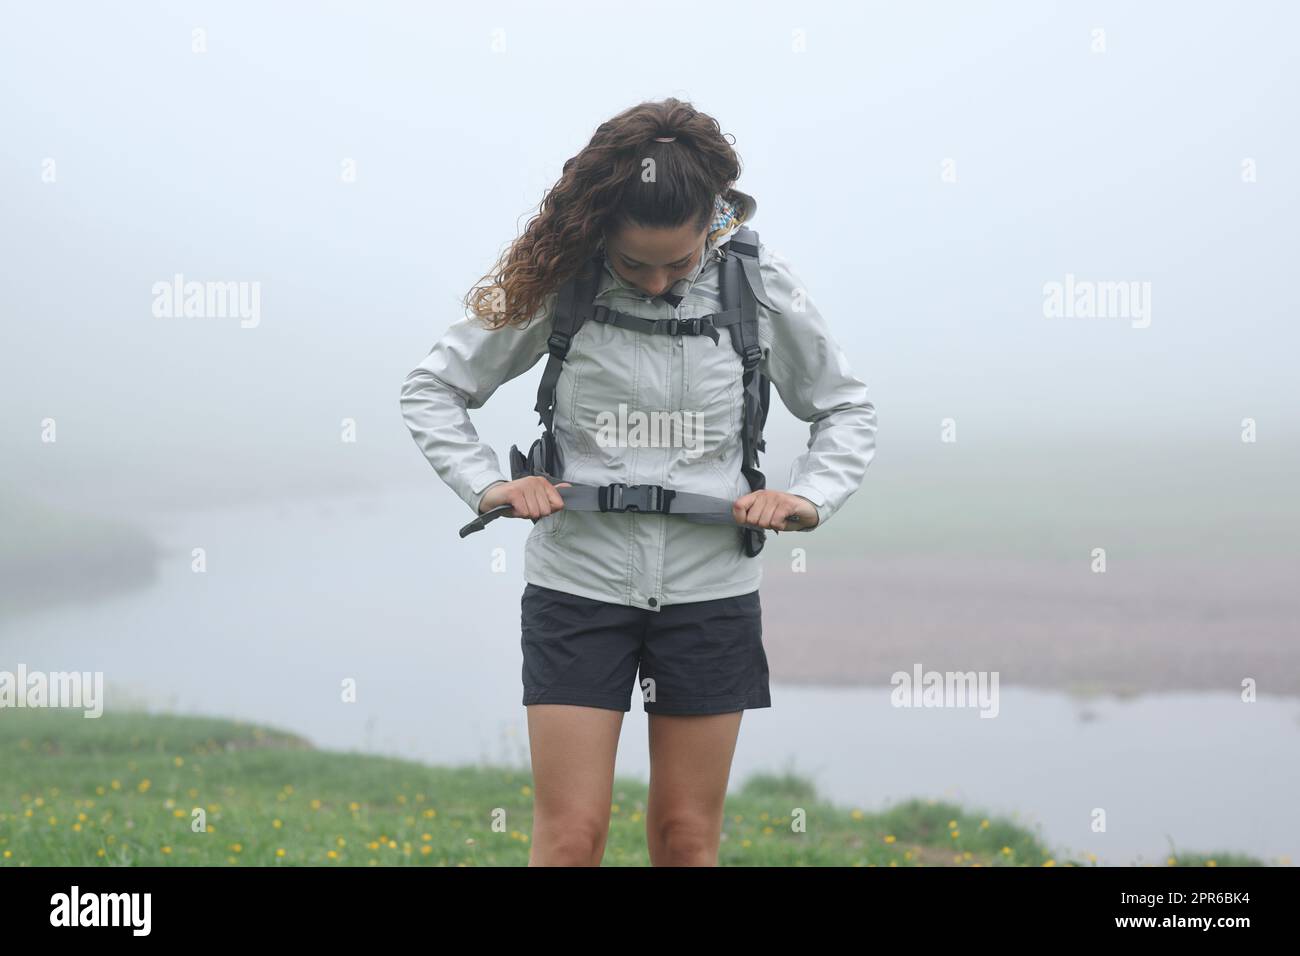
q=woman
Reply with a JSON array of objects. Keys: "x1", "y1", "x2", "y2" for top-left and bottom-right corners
[{"x1": 400, "y1": 98, "x2": 876, "y2": 866}]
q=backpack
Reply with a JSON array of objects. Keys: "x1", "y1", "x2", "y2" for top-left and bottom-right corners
[{"x1": 513, "y1": 225, "x2": 774, "y2": 557}]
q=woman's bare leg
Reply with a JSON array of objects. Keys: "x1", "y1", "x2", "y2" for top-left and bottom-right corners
[
  {"x1": 525, "y1": 703, "x2": 625, "y2": 866},
  {"x1": 645, "y1": 711, "x2": 743, "y2": 866}
]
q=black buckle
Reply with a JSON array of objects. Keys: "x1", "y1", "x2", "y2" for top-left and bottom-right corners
[
  {"x1": 547, "y1": 331, "x2": 570, "y2": 354},
  {"x1": 598, "y1": 482, "x2": 675, "y2": 514},
  {"x1": 742, "y1": 344, "x2": 762, "y2": 369},
  {"x1": 667, "y1": 317, "x2": 701, "y2": 337}
]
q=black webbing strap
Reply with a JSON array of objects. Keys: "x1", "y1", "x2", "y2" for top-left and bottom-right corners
[
  {"x1": 727, "y1": 232, "x2": 759, "y2": 259},
  {"x1": 534, "y1": 255, "x2": 602, "y2": 436},
  {"x1": 458, "y1": 481, "x2": 800, "y2": 538},
  {"x1": 590, "y1": 306, "x2": 723, "y2": 345},
  {"x1": 728, "y1": 227, "x2": 772, "y2": 456},
  {"x1": 719, "y1": 229, "x2": 770, "y2": 557}
]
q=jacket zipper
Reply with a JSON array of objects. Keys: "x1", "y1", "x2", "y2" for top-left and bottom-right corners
[{"x1": 602, "y1": 242, "x2": 729, "y2": 398}]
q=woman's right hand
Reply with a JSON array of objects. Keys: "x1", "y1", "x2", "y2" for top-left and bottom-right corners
[{"x1": 479, "y1": 476, "x2": 572, "y2": 518}]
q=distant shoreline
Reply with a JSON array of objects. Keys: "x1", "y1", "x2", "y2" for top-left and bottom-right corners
[
  {"x1": 0, "y1": 494, "x2": 160, "y2": 620},
  {"x1": 762, "y1": 553, "x2": 1300, "y2": 697}
]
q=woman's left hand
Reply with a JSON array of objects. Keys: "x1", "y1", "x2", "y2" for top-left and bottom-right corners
[{"x1": 732, "y1": 490, "x2": 819, "y2": 532}]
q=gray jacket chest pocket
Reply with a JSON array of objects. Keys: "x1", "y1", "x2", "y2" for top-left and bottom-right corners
[
  {"x1": 556, "y1": 320, "x2": 675, "y2": 475},
  {"x1": 676, "y1": 305, "x2": 742, "y2": 462}
]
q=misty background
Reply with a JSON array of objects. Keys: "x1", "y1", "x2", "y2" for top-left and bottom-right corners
[{"x1": 2, "y1": 0, "x2": 1298, "y2": 865}]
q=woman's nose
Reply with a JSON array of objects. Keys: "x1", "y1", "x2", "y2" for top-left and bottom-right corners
[{"x1": 640, "y1": 274, "x2": 670, "y2": 297}]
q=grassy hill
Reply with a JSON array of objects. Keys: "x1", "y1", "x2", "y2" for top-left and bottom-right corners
[{"x1": 0, "y1": 708, "x2": 1262, "y2": 867}]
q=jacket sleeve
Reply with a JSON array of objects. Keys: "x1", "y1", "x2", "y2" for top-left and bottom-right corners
[
  {"x1": 755, "y1": 241, "x2": 877, "y2": 531},
  {"x1": 399, "y1": 295, "x2": 556, "y2": 515}
]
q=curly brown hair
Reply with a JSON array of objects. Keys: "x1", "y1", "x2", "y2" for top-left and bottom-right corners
[{"x1": 464, "y1": 97, "x2": 746, "y2": 331}]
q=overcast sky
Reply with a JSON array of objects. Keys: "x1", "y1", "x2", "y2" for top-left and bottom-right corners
[{"x1": 2, "y1": 0, "x2": 1296, "y2": 514}]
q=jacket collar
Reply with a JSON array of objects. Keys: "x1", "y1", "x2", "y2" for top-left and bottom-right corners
[{"x1": 708, "y1": 187, "x2": 757, "y2": 252}]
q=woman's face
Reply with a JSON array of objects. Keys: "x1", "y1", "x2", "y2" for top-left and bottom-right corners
[{"x1": 603, "y1": 220, "x2": 708, "y2": 298}]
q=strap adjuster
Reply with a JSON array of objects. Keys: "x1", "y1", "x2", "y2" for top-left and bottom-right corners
[
  {"x1": 742, "y1": 344, "x2": 762, "y2": 369},
  {"x1": 547, "y1": 331, "x2": 571, "y2": 354},
  {"x1": 598, "y1": 482, "x2": 675, "y2": 514}
]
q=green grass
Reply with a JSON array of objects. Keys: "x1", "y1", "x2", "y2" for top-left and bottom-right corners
[{"x1": 0, "y1": 708, "x2": 1268, "y2": 867}]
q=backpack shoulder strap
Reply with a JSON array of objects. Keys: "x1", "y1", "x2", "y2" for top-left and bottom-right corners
[
  {"x1": 727, "y1": 225, "x2": 759, "y2": 259},
  {"x1": 723, "y1": 226, "x2": 775, "y2": 311},
  {"x1": 723, "y1": 226, "x2": 773, "y2": 453},
  {"x1": 534, "y1": 254, "x2": 602, "y2": 435},
  {"x1": 718, "y1": 227, "x2": 772, "y2": 557}
]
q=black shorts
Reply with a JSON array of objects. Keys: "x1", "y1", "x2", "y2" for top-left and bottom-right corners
[{"x1": 520, "y1": 583, "x2": 771, "y2": 715}]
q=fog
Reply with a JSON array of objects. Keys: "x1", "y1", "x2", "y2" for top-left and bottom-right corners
[
  {"x1": 3, "y1": 1, "x2": 1296, "y2": 513},
  {"x1": 2, "y1": 1, "x2": 1298, "y2": 866}
]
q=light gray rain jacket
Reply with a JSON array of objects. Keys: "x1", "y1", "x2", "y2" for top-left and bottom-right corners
[{"x1": 400, "y1": 187, "x2": 877, "y2": 611}]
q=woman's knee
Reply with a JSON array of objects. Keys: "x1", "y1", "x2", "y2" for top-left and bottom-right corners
[
  {"x1": 649, "y1": 815, "x2": 719, "y2": 865},
  {"x1": 530, "y1": 811, "x2": 610, "y2": 865}
]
